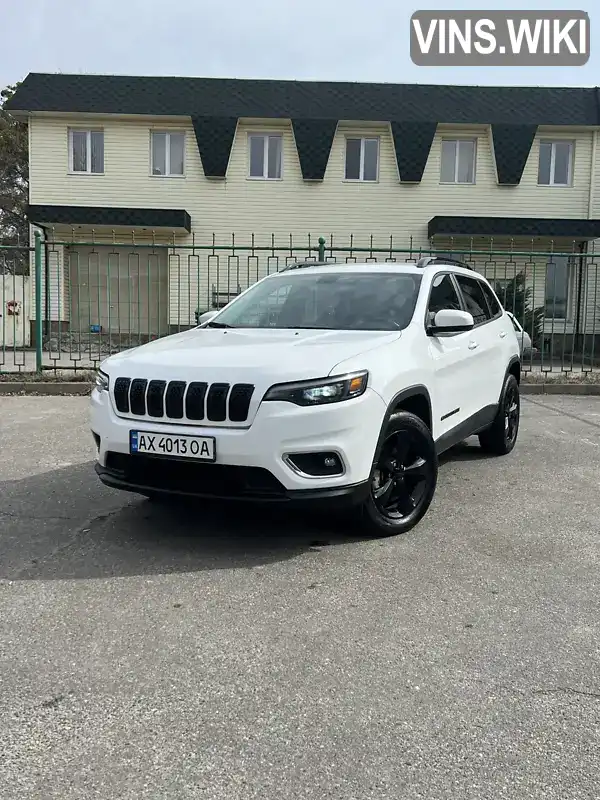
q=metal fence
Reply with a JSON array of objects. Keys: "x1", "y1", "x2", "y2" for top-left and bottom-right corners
[{"x1": 1, "y1": 232, "x2": 600, "y2": 377}]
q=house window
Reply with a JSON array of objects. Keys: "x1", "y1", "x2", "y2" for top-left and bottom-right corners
[
  {"x1": 248, "y1": 134, "x2": 282, "y2": 179},
  {"x1": 440, "y1": 139, "x2": 476, "y2": 184},
  {"x1": 69, "y1": 129, "x2": 104, "y2": 174},
  {"x1": 538, "y1": 141, "x2": 574, "y2": 186},
  {"x1": 151, "y1": 131, "x2": 185, "y2": 176},
  {"x1": 545, "y1": 257, "x2": 573, "y2": 319},
  {"x1": 345, "y1": 137, "x2": 379, "y2": 181}
]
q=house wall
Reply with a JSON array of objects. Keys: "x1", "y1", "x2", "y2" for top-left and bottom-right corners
[
  {"x1": 28, "y1": 114, "x2": 600, "y2": 332},
  {"x1": 29, "y1": 115, "x2": 595, "y2": 239}
]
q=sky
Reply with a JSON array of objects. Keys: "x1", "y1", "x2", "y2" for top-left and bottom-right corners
[{"x1": 1, "y1": 0, "x2": 597, "y2": 89}]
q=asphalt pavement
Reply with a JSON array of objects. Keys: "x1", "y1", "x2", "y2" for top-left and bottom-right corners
[{"x1": 1, "y1": 395, "x2": 599, "y2": 799}]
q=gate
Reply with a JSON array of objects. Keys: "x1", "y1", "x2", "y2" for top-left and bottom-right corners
[{"x1": 0, "y1": 245, "x2": 34, "y2": 372}]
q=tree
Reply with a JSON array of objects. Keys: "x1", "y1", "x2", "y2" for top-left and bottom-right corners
[
  {"x1": 493, "y1": 270, "x2": 544, "y2": 346},
  {"x1": 0, "y1": 83, "x2": 28, "y2": 245}
]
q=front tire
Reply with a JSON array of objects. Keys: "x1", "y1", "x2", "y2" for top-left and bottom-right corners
[
  {"x1": 478, "y1": 373, "x2": 520, "y2": 455},
  {"x1": 361, "y1": 411, "x2": 438, "y2": 537}
]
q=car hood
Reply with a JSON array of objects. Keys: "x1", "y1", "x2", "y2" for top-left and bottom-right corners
[{"x1": 104, "y1": 327, "x2": 401, "y2": 383}]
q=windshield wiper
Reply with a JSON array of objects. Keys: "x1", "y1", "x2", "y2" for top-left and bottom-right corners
[{"x1": 206, "y1": 321, "x2": 236, "y2": 328}]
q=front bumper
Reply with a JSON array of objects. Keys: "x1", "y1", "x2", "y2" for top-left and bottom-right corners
[
  {"x1": 94, "y1": 459, "x2": 370, "y2": 507},
  {"x1": 90, "y1": 385, "x2": 385, "y2": 504}
]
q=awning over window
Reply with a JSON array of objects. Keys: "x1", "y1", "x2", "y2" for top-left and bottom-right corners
[
  {"x1": 28, "y1": 205, "x2": 192, "y2": 232},
  {"x1": 428, "y1": 216, "x2": 600, "y2": 241}
]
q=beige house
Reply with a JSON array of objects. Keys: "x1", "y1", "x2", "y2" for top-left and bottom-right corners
[{"x1": 6, "y1": 74, "x2": 600, "y2": 350}]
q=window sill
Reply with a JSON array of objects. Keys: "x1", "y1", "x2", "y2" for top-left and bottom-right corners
[
  {"x1": 342, "y1": 179, "x2": 380, "y2": 184},
  {"x1": 246, "y1": 176, "x2": 283, "y2": 181},
  {"x1": 438, "y1": 181, "x2": 476, "y2": 186},
  {"x1": 150, "y1": 174, "x2": 186, "y2": 178},
  {"x1": 68, "y1": 171, "x2": 105, "y2": 176},
  {"x1": 536, "y1": 183, "x2": 574, "y2": 188}
]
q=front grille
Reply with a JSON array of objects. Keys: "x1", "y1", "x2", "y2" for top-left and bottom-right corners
[
  {"x1": 104, "y1": 452, "x2": 285, "y2": 498},
  {"x1": 147, "y1": 380, "x2": 166, "y2": 417},
  {"x1": 130, "y1": 379, "x2": 148, "y2": 416},
  {"x1": 112, "y1": 377, "x2": 255, "y2": 423},
  {"x1": 185, "y1": 382, "x2": 207, "y2": 420},
  {"x1": 166, "y1": 381, "x2": 186, "y2": 419},
  {"x1": 206, "y1": 383, "x2": 229, "y2": 422}
]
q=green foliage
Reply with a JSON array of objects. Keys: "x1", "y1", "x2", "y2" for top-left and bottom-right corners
[
  {"x1": 492, "y1": 270, "x2": 544, "y2": 345},
  {"x1": 0, "y1": 83, "x2": 28, "y2": 244}
]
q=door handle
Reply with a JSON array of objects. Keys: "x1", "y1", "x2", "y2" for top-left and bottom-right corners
[
  {"x1": 468, "y1": 341, "x2": 478, "y2": 350},
  {"x1": 499, "y1": 330, "x2": 507, "y2": 338}
]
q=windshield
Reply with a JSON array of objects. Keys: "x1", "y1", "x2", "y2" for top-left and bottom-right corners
[{"x1": 207, "y1": 271, "x2": 422, "y2": 331}]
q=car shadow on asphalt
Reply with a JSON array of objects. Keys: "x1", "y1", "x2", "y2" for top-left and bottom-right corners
[{"x1": 1, "y1": 440, "x2": 491, "y2": 581}]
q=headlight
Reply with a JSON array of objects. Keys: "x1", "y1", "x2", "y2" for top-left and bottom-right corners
[
  {"x1": 95, "y1": 370, "x2": 109, "y2": 392},
  {"x1": 264, "y1": 371, "x2": 368, "y2": 406}
]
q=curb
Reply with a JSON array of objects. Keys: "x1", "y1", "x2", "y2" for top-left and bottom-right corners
[
  {"x1": 0, "y1": 382, "x2": 600, "y2": 397},
  {"x1": 521, "y1": 383, "x2": 600, "y2": 395},
  {"x1": 0, "y1": 382, "x2": 92, "y2": 395}
]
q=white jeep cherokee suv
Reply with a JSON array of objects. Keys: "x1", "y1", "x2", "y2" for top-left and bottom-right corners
[{"x1": 91, "y1": 256, "x2": 521, "y2": 536}]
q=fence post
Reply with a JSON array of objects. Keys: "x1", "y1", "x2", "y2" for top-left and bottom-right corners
[
  {"x1": 34, "y1": 230, "x2": 42, "y2": 374},
  {"x1": 318, "y1": 236, "x2": 326, "y2": 262}
]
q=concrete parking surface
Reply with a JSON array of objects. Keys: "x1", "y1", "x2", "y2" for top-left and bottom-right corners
[{"x1": 1, "y1": 395, "x2": 599, "y2": 799}]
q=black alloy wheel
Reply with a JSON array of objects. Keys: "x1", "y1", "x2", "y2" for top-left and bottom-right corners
[
  {"x1": 362, "y1": 411, "x2": 438, "y2": 536},
  {"x1": 503, "y1": 379, "x2": 520, "y2": 446},
  {"x1": 479, "y1": 373, "x2": 520, "y2": 455}
]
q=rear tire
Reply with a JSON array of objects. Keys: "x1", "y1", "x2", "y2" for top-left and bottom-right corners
[
  {"x1": 478, "y1": 373, "x2": 520, "y2": 455},
  {"x1": 360, "y1": 411, "x2": 438, "y2": 537}
]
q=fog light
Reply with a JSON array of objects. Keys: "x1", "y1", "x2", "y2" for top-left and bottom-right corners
[{"x1": 285, "y1": 452, "x2": 344, "y2": 477}]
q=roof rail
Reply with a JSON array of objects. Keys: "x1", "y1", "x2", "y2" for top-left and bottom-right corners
[
  {"x1": 415, "y1": 255, "x2": 473, "y2": 270},
  {"x1": 280, "y1": 259, "x2": 329, "y2": 272}
]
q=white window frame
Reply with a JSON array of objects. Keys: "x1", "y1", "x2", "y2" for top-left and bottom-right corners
[
  {"x1": 439, "y1": 138, "x2": 477, "y2": 184},
  {"x1": 68, "y1": 128, "x2": 104, "y2": 174},
  {"x1": 538, "y1": 140, "x2": 574, "y2": 187},
  {"x1": 150, "y1": 130, "x2": 186, "y2": 177},
  {"x1": 247, "y1": 133, "x2": 283, "y2": 180},
  {"x1": 344, "y1": 136, "x2": 380, "y2": 182}
]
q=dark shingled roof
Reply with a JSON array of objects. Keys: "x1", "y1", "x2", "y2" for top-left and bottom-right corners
[
  {"x1": 6, "y1": 73, "x2": 600, "y2": 126},
  {"x1": 8, "y1": 74, "x2": 600, "y2": 186}
]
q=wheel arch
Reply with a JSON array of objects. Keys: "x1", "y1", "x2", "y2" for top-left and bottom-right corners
[
  {"x1": 371, "y1": 385, "x2": 433, "y2": 468},
  {"x1": 505, "y1": 356, "x2": 521, "y2": 387}
]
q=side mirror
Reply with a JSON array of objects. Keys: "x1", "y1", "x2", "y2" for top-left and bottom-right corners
[
  {"x1": 428, "y1": 308, "x2": 474, "y2": 335},
  {"x1": 197, "y1": 310, "x2": 218, "y2": 326}
]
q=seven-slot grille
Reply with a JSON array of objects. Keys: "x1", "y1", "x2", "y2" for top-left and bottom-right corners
[{"x1": 113, "y1": 377, "x2": 255, "y2": 423}]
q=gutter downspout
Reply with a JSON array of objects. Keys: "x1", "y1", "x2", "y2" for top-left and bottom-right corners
[
  {"x1": 574, "y1": 241, "x2": 586, "y2": 355},
  {"x1": 581, "y1": 89, "x2": 600, "y2": 354},
  {"x1": 588, "y1": 128, "x2": 598, "y2": 219}
]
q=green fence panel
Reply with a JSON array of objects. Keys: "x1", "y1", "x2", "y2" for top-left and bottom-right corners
[{"x1": 1, "y1": 233, "x2": 599, "y2": 378}]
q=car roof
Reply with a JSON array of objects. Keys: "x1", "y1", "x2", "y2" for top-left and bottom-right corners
[{"x1": 267, "y1": 259, "x2": 482, "y2": 279}]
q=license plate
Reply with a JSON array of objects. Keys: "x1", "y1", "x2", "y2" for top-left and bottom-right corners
[{"x1": 130, "y1": 430, "x2": 216, "y2": 461}]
